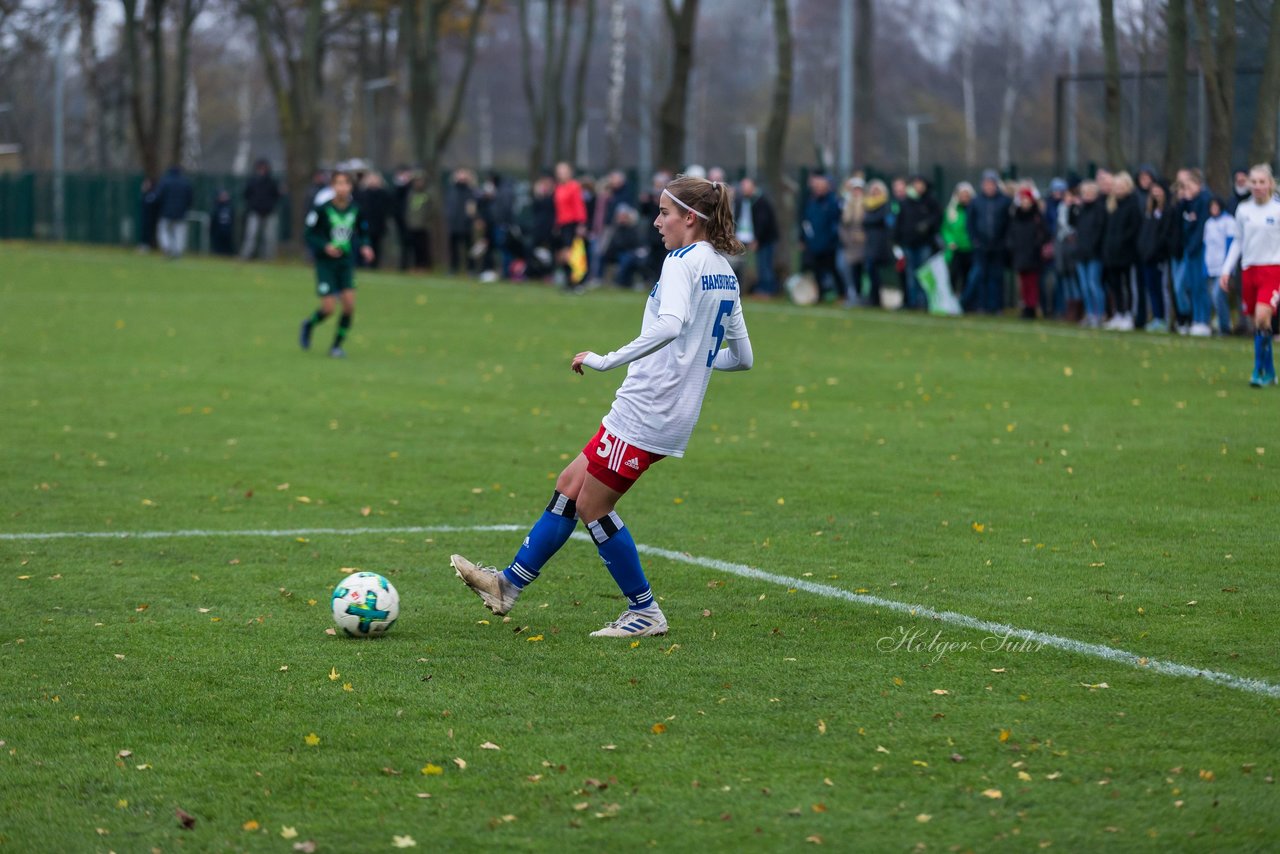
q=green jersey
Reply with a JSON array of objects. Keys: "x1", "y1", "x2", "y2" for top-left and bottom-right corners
[{"x1": 305, "y1": 199, "x2": 369, "y2": 264}]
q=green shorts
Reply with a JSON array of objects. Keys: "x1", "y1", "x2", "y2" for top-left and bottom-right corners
[{"x1": 316, "y1": 262, "x2": 355, "y2": 297}]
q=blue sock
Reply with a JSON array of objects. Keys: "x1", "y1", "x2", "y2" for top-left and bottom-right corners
[
  {"x1": 1255, "y1": 331, "x2": 1266, "y2": 376},
  {"x1": 587, "y1": 511, "x2": 654, "y2": 610},
  {"x1": 501, "y1": 492, "x2": 578, "y2": 589},
  {"x1": 1264, "y1": 333, "x2": 1275, "y2": 377}
]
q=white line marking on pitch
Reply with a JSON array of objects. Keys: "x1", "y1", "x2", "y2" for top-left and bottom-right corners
[{"x1": 4, "y1": 524, "x2": 1276, "y2": 699}]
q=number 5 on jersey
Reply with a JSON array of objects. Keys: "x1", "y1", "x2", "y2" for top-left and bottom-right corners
[{"x1": 706, "y1": 299, "x2": 735, "y2": 367}]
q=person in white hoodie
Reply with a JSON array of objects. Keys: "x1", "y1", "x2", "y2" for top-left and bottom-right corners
[
  {"x1": 1203, "y1": 196, "x2": 1236, "y2": 335},
  {"x1": 1220, "y1": 164, "x2": 1280, "y2": 386}
]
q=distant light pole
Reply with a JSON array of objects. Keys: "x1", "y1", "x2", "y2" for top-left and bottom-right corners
[{"x1": 905, "y1": 114, "x2": 935, "y2": 176}]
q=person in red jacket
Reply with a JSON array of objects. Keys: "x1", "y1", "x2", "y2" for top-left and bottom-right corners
[{"x1": 553, "y1": 161, "x2": 588, "y2": 288}]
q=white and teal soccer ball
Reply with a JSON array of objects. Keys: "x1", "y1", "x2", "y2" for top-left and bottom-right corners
[{"x1": 332, "y1": 571, "x2": 400, "y2": 638}]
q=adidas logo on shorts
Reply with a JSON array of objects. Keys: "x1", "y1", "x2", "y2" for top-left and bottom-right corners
[{"x1": 623, "y1": 457, "x2": 641, "y2": 470}]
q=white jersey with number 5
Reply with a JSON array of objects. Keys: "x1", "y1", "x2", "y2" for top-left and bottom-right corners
[{"x1": 601, "y1": 241, "x2": 748, "y2": 457}]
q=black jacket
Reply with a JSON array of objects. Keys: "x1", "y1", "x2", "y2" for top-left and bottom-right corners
[
  {"x1": 1006, "y1": 205, "x2": 1047, "y2": 273},
  {"x1": 1102, "y1": 194, "x2": 1141, "y2": 268},
  {"x1": 863, "y1": 203, "x2": 894, "y2": 265},
  {"x1": 244, "y1": 173, "x2": 281, "y2": 216},
  {"x1": 1138, "y1": 203, "x2": 1179, "y2": 265},
  {"x1": 1070, "y1": 199, "x2": 1107, "y2": 263},
  {"x1": 356, "y1": 185, "x2": 393, "y2": 234},
  {"x1": 748, "y1": 193, "x2": 780, "y2": 246},
  {"x1": 894, "y1": 192, "x2": 942, "y2": 250}
]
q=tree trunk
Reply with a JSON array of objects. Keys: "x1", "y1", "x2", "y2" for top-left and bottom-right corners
[
  {"x1": 76, "y1": 0, "x2": 104, "y2": 169},
  {"x1": 604, "y1": 0, "x2": 627, "y2": 170},
  {"x1": 854, "y1": 0, "x2": 875, "y2": 164},
  {"x1": 1099, "y1": 0, "x2": 1125, "y2": 168},
  {"x1": 657, "y1": 0, "x2": 699, "y2": 171},
  {"x1": 519, "y1": 0, "x2": 547, "y2": 175},
  {"x1": 248, "y1": 0, "x2": 325, "y2": 246},
  {"x1": 549, "y1": 0, "x2": 572, "y2": 164},
  {"x1": 959, "y1": 1, "x2": 976, "y2": 169},
  {"x1": 1163, "y1": 0, "x2": 1188, "y2": 177},
  {"x1": 1191, "y1": 0, "x2": 1236, "y2": 194},
  {"x1": 169, "y1": 0, "x2": 202, "y2": 169},
  {"x1": 567, "y1": 0, "x2": 598, "y2": 168},
  {"x1": 122, "y1": 0, "x2": 164, "y2": 178},
  {"x1": 1248, "y1": 0, "x2": 1280, "y2": 167},
  {"x1": 997, "y1": 0, "x2": 1021, "y2": 173},
  {"x1": 764, "y1": 0, "x2": 792, "y2": 286}
]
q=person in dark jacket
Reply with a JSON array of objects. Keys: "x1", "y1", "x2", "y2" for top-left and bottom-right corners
[
  {"x1": 391, "y1": 165, "x2": 414, "y2": 271},
  {"x1": 1007, "y1": 187, "x2": 1048, "y2": 319},
  {"x1": 1100, "y1": 171, "x2": 1142, "y2": 330},
  {"x1": 445, "y1": 169, "x2": 478, "y2": 275},
  {"x1": 1070, "y1": 180, "x2": 1108, "y2": 328},
  {"x1": 528, "y1": 175, "x2": 557, "y2": 280},
  {"x1": 240, "y1": 158, "x2": 282, "y2": 260},
  {"x1": 862, "y1": 179, "x2": 895, "y2": 308},
  {"x1": 210, "y1": 189, "x2": 236, "y2": 256},
  {"x1": 1136, "y1": 180, "x2": 1175, "y2": 333},
  {"x1": 894, "y1": 175, "x2": 942, "y2": 310},
  {"x1": 800, "y1": 172, "x2": 842, "y2": 302},
  {"x1": 1174, "y1": 168, "x2": 1213, "y2": 335},
  {"x1": 138, "y1": 177, "x2": 160, "y2": 252},
  {"x1": 964, "y1": 169, "x2": 1012, "y2": 314},
  {"x1": 356, "y1": 171, "x2": 393, "y2": 270},
  {"x1": 735, "y1": 176, "x2": 780, "y2": 297},
  {"x1": 155, "y1": 165, "x2": 194, "y2": 259}
]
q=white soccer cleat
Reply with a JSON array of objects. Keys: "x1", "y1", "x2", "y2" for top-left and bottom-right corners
[
  {"x1": 589, "y1": 607, "x2": 669, "y2": 638},
  {"x1": 450, "y1": 554, "x2": 520, "y2": 616}
]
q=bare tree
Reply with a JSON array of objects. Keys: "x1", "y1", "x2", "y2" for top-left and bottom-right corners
[
  {"x1": 657, "y1": 0, "x2": 699, "y2": 171},
  {"x1": 1162, "y1": 0, "x2": 1188, "y2": 175},
  {"x1": 763, "y1": 0, "x2": 792, "y2": 279},
  {"x1": 519, "y1": 0, "x2": 569, "y2": 174},
  {"x1": 604, "y1": 0, "x2": 626, "y2": 170},
  {"x1": 958, "y1": 0, "x2": 976, "y2": 169},
  {"x1": 1190, "y1": 0, "x2": 1235, "y2": 193},
  {"x1": 1248, "y1": 0, "x2": 1280, "y2": 166},
  {"x1": 997, "y1": 0, "x2": 1024, "y2": 172},
  {"x1": 404, "y1": 0, "x2": 487, "y2": 174},
  {"x1": 566, "y1": 0, "x2": 597, "y2": 168},
  {"x1": 1099, "y1": 0, "x2": 1125, "y2": 168},
  {"x1": 854, "y1": 0, "x2": 875, "y2": 164},
  {"x1": 243, "y1": 0, "x2": 330, "y2": 243},
  {"x1": 74, "y1": 0, "x2": 105, "y2": 169},
  {"x1": 169, "y1": 0, "x2": 206, "y2": 168},
  {"x1": 121, "y1": 0, "x2": 166, "y2": 178}
]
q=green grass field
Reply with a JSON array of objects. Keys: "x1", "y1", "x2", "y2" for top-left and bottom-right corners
[{"x1": 2, "y1": 243, "x2": 1278, "y2": 852}]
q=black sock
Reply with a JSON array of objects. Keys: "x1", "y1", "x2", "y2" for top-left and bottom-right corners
[
  {"x1": 333, "y1": 312, "x2": 353, "y2": 348},
  {"x1": 307, "y1": 309, "x2": 331, "y2": 329}
]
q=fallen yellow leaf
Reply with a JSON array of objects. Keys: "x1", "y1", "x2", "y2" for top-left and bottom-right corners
[
  {"x1": 421, "y1": 764, "x2": 443, "y2": 776},
  {"x1": 280, "y1": 826, "x2": 298, "y2": 839},
  {"x1": 242, "y1": 819, "x2": 260, "y2": 831},
  {"x1": 999, "y1": 729, "x2": 1011, "y2": 743},
  {"x1": 453, "y1": 757, "x2": 467, "y2": 770},
  {"x1": 303, "y1": 733, "x2": 320, "y2": 746},
  {"x1": 651, "y1": 723, "x2": 667, "y2": 734},
  {"x1": 392, "y1": 834, "x2": 417, "y2": 848},
  {"x1": 981, "y1": 789, "x2": 1003, "y2": 799},
  {"x1": 328, "y1": 667, "x2": 339, "y2": 681}
]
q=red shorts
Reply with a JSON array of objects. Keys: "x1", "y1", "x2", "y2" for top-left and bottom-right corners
[
  {"x1": 1241, "y1": 265, "x2": 1280, "y2": 315},
  {"x1": 583, "y1": 425, "x2": 664, "y2": 494}
]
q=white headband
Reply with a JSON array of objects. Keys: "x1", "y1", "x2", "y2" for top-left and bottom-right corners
[{"x1": 663, "y1": 188, "x2": 709, "y2": 220}]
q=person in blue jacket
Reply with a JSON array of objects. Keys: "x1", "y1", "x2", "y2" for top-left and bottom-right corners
[
  {"x1": 155, "y1": 164, "x2": 194, "y2": 259},
  {"x1": 1174, "y1": 168, "x2": 1213, "y2": 336},
  {"x1": 799, "y1": 172, "x2": 843, "y2": 302},
  {"x1": 964, "y1": 169, "x2": 1012, "y2": 314}
]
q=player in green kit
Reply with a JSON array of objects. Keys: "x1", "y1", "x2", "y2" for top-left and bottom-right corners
[{"x1": 300, "y1": 170, "x2": 374, "y2": 357}]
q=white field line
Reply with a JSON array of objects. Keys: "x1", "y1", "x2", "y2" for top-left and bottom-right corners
[{"x1": 3, "y1": 524, "x2": 1275, "y2": 699}]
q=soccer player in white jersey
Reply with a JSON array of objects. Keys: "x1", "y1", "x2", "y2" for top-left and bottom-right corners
[
  {"x1": 1220, "y1": 164, "x2": 1280, "y2": 387},
  {"x1": 451, "y1": 175, "x2": 754, "y2": 637}
]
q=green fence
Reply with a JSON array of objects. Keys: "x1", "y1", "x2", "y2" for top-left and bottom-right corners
[{"x1": 0, "y1": 172, "x2": 293, "y2": 248}]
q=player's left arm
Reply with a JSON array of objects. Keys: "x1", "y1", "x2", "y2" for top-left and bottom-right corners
[
  {"x1": 356, "y1": 207, "x2": 375, "y2": 262},
  {"x1": 712, "y1": 302, "x2": 752, "y2": 372}
]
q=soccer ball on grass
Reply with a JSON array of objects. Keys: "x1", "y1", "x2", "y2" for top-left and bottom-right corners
[{"x1": 332, "y1": 571, "x2": 400, "y2": 637}]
